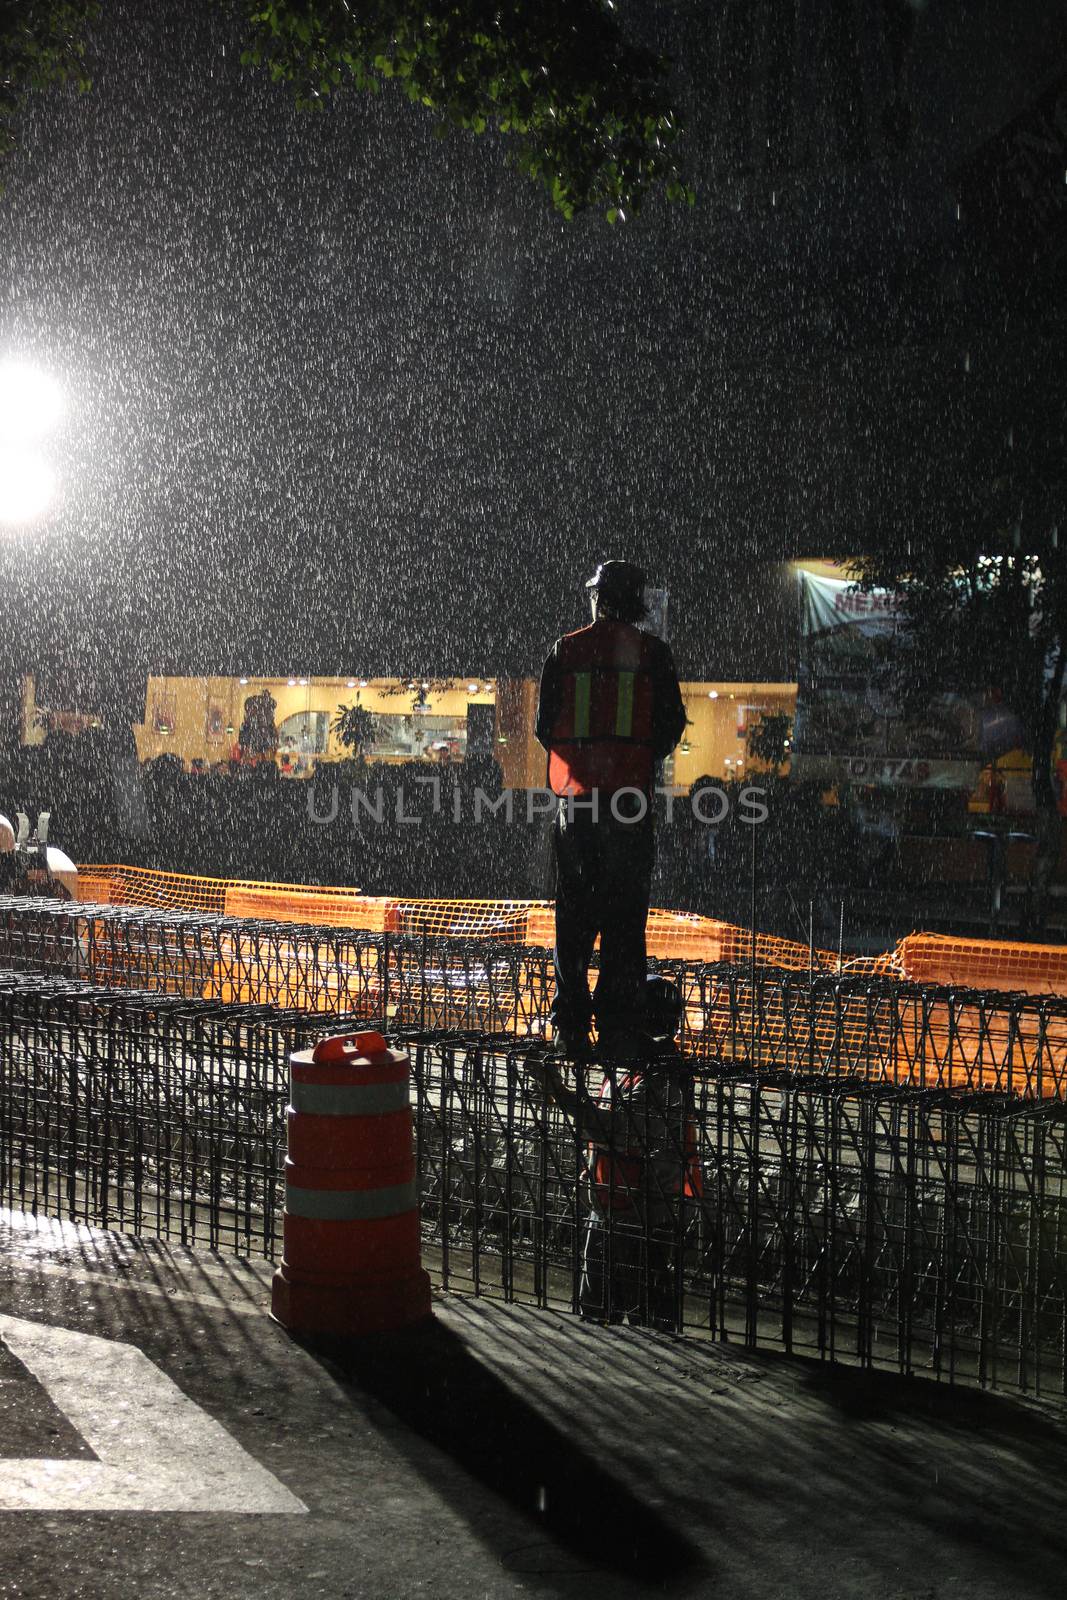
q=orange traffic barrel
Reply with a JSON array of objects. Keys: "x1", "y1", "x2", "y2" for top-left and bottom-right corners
[{"x1": 271, "y1": 1030, "x2": 432, "y2": 1337}]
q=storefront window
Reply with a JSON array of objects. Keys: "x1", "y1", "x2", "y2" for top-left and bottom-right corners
[
  {"x1": 363, "y1": 712, "x2": 467, "y2": 763},
  {"x1": 278, "y1": 710, "x2": 330, "y2": 755}
]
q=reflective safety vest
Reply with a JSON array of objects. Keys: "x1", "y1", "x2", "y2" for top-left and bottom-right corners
[
  {"x1": 547, "y1": 620, "x2": 657, "y2": 797},
  {"x1": 590, "y1": 1068, "x2": 703, "y2": 1216}
]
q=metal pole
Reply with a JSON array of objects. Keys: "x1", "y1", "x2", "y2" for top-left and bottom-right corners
[
  {"x1": 750, "y1": 817, "x2": 758, "y2": 980},
  {"x1": 750, "y1": 817, "x2": 758, "y2": 1064},
  {"x1": 382, "y1": 931, "x2": 390, "y2": 1026}
]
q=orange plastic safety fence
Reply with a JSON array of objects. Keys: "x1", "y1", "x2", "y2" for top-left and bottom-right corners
[
  {"x1": 223, "y1": 885, "x2": 392, "y2": 931},
  {"x1": 75, "y1": 865, "x2": 230, "y2": 914},
  {"x1": 76, "y1": 864, "x2": 1067, "y2": 1001},
  {"x1": 892, "y1": 932, "x2": 1067, "y2": 998},
  {"x1": 76, "y1": 866, "x2": 850, "y2": 969}
]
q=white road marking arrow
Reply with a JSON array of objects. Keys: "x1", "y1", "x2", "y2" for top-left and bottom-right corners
[{"x1": 0, "y1": 1314, "x2": 307, "y2": 1513}]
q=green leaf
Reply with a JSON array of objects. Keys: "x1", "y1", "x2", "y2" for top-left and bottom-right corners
[{"x1": 1, "y1": 1, "x2": 692, "y2": 225}]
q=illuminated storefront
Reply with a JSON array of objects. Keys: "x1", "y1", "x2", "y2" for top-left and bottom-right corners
[{"x1": 21, "y1": 672, "x2": 800, "y2": 794}]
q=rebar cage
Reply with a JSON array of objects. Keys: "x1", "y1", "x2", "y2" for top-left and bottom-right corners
[
  {"x1": 3, "y1": 895, "x2": 1067, "y2": 1096},
  {"x1": 0, "y1": 970, "x2": 1063, "y2": 1396},
  {"x1": 413, "y1": 1036, "x2": 1067, "y2": 1395}
]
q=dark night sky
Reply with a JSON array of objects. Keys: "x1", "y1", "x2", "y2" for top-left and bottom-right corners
[{"x1": 0, "y1": 0, "x2": 1064, "y2": 694}]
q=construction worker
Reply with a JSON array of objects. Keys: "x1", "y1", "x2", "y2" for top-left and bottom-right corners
[
  {"x1": 525, "y1": 974, "x2": 701, "y2": 1329},
  {"x1": 536, "y1": 560, "x2": 686, "y2": 1058}
]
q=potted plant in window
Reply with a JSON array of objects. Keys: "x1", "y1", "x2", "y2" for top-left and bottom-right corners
[{"x1": 331, "y1": 702, "x2": 377, "y2": 763}]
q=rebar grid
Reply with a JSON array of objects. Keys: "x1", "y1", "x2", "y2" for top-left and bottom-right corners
[
  {"x1": 0, "y1": 974, "x2": 1063, "y2": 1395},
  {"x1": 0, "y1": 973, "x2": 372, "y2": 1255},
  {"x1": 412, "y1": 1036, "x2": 1067, "y2": 1394},
  {"x1": 2, "y1": 896, "x2": 1067, "y2": 1097}
]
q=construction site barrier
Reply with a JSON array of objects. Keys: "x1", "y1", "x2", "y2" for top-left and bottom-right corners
[
  {"x1": 78, "y1": 864, "x2": 1067, "y2": 997},
  {"x1": 272, "y1": 1030, "x2": 431, "y2": 1337},
  {"x1": 78, "y1": 865, "x2": 850, "y2": 971},
  {"x1": 891, "y1": 932, "x2": 1067, "y2": 997},
  {"x1": 1, "y1": 973, "x2": 1063, "y2": 1396},
  {"x1": 224, "y1": 885, "x2": 392, "y2": 930}
]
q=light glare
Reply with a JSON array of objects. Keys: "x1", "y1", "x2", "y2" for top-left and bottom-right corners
[
  {"x1": 0, "y1": 449, "x2": 56, "y2": 525},
  {"x1": 0, "y1": 361, "x2": 64, "y2": 442}
]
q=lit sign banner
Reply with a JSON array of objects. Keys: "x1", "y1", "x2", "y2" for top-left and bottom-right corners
[
  {"x1": 793, "y1": 569, "x2": 1006, "y2": 792},
  {"x1": 793, "y1": 754, "x2": 982, "y2": 791},
  {"x1": 801, "y1": 572, "x2": 898, "y2": 637}
]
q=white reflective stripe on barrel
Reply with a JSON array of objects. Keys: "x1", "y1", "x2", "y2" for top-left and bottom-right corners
[
  {"x1": 285, "y1": 1180, "x2": 418, "y2": 1221},
  {"x1": 289, "y1": 1079, "x2": 410, "y2": 1116}
]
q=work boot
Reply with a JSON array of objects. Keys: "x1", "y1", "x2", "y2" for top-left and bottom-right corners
[{"x1": 552, "y1": 1027, "x2": 592, "y2": 1061}]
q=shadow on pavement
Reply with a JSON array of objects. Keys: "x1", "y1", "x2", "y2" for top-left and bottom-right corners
[
  {"x1": 796, "y1": 1354, "x2": 1067, "y2": 1446},
  {"x1": 310, "y1": 1312, "x2": 708, "y2": 1590}
]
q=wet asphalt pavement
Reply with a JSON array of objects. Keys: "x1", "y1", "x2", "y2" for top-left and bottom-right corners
[{"x1": 1, "y1": 1207, "x2": 1066, "y2": 1600}]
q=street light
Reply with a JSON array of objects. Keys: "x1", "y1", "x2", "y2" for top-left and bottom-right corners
[
  {"x1": 0, "y1": 449, "x2": 56, "y2": 525},
  {"x1": 0, "y1": 361, "x2": 64, "y2": 526},
  {"x1": 0, "y1": 361, "x2": 63, "y2": 441}
]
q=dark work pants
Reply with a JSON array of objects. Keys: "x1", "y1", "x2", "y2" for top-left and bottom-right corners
[
  {"x1": 579, "y1": 1208, "x2": 678, "y2": 1329},
  {"x1": 550, "y1": 797, "x2": 654, "y2": 1037}
]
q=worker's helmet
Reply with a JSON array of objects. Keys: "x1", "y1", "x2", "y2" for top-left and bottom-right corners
[
  {"x1": 646, "y1": 974, "x2": 683, "y2": 1038},
  {"x1": 585, "y1": 560, "x2": 649, "y2": 622}
]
